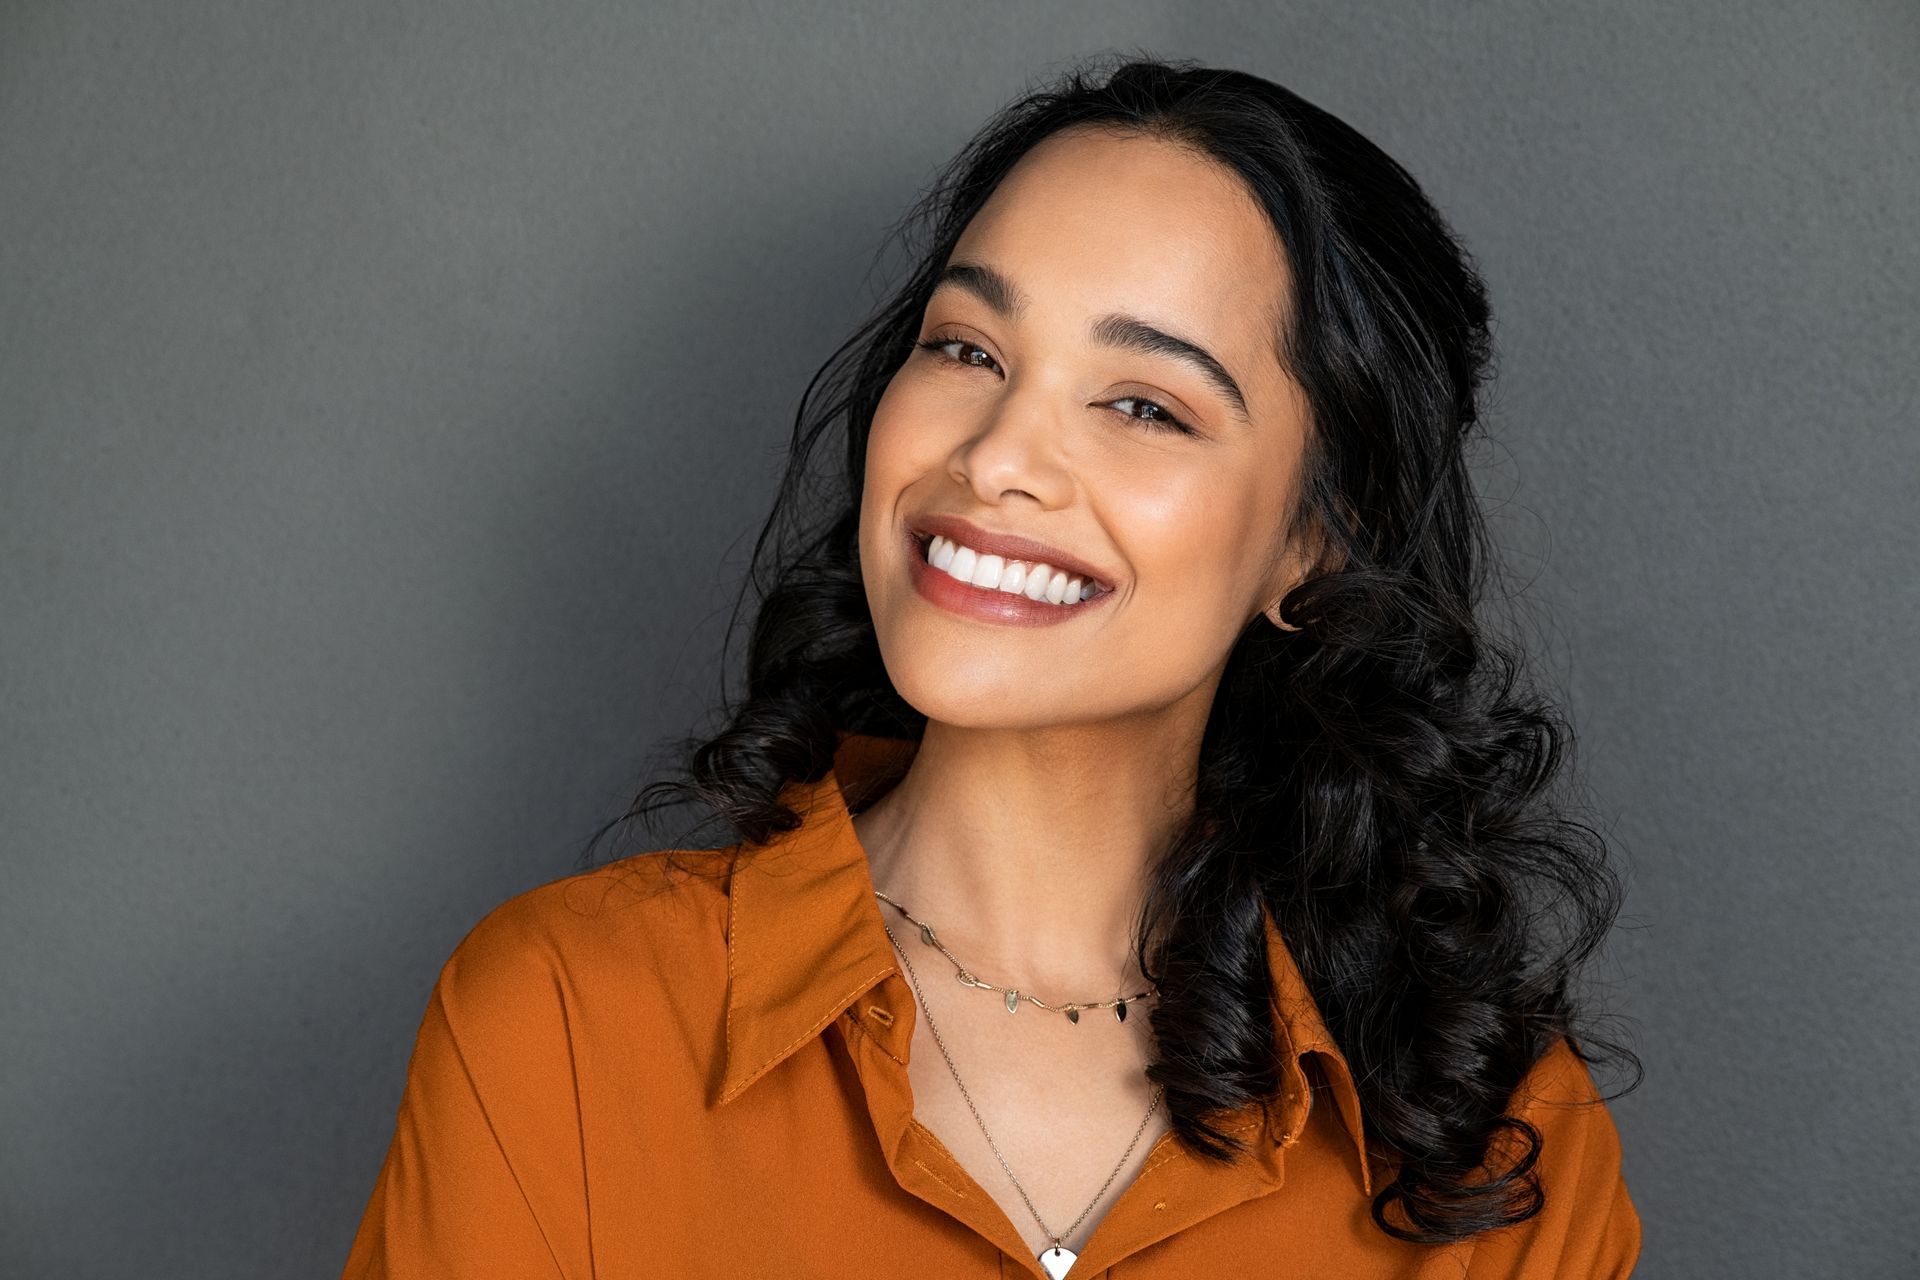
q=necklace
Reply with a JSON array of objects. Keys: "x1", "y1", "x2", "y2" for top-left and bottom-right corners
[
  {"x1": 873, "y1": 889, "x2": 1159, "y2": 1022},
  {"x1": 876, "y1": 896, "x2": 1164, "y2": 1280}
]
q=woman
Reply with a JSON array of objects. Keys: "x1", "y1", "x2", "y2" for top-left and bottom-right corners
[{"x1": 343, "y1": 55, "x2": 1642, "y2": 1278}]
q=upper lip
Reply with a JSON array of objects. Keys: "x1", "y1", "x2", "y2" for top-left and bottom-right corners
[{"x1": 908, "y1": 513, "x2": 1116, "y2": 592}]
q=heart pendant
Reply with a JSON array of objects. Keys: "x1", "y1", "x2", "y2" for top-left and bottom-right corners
[{"x1": 1039, "y1": 1245, "x2": 1077, "y2": 1278}]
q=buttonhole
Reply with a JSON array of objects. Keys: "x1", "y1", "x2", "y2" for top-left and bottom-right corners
[{"x1": 865, "y1": 1004, "x2": 895, "y2": 1026}]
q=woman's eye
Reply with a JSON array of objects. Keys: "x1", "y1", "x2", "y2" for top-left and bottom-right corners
[
  {"x1": 913, "y1": 336, "x2": 1196, "y2": 438},
  {"x1": 1109, "y1": 396, "x2": 1196, "y2": 437},
  {"x1": 914, "y1": 336, "x2": 1000, "y2": 373}
]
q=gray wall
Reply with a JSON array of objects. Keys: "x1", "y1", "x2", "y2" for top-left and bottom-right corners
[{"x1": 3, "y1": 2, "x2": 1914, "y2": 1276}]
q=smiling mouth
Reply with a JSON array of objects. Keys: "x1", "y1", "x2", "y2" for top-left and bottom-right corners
[{"x1": 911, "y1": 531, "x2": 1111, "y2": 605}]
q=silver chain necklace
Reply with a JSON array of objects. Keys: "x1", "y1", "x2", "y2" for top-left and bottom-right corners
[
  {"x1": 874, "y1": 889, "x2": 1158, "y2": 1022},
  {"x1": 875, "y1": 891, "x2": 1164, "y2": 1279}
]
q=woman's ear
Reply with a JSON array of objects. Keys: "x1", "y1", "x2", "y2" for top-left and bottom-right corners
[
  {"x1": 1263, "y1": 503, "x2": 1352, "y2": 632},
  {"x1": 1261, "y1": 532, "x2": 1315, "y2": 633}
]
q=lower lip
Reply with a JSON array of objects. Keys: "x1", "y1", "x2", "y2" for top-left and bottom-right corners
[{"x1": 905, "y1": 529, "x2": 1113, "y2": 628}]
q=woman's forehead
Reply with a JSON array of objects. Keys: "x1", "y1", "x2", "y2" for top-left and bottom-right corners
[{"x1": 945, "y1": 130, "x2": 1293, "y2": 379}]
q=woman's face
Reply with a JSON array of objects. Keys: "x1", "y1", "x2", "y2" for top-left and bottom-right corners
[{"x1": 859, "y1": 125, "x2": 1318, "y2": 734}]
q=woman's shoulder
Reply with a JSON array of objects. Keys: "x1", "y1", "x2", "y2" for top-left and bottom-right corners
[
  {"x1": 1508, "y1": 1033, "x2": 1639, "y2": 1168},
  {"x1": 427, "y1": 848, "x2": 738, "y2": 1041},
  {"x1": 349, "y1": 851, "x2": 742, "y2": 1274},
  {"x1": 465, "y1": 846, "x2": 735, "y2": 945},
  {"x1": 1458, "y1": 1034, "x2": 1641, "y2": 1277}
]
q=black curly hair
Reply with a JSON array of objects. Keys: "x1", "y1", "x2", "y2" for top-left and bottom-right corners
[{"x1": 582, "y1": 51, "x2": 1641, "y2": 1245}]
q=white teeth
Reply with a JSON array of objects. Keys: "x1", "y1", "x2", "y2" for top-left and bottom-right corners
[{"x1": 925, "y1": 534, "x2": 1100, "y2": 607}]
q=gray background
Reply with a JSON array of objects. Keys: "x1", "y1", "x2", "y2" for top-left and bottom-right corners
[{"x1": 3, "y1": 1, "x2": 1915, "y2": 1276}]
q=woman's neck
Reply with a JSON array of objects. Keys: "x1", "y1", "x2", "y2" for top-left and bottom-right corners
[{"x1": 852, "y1": 717, "x2": 1201, "y2": 997}]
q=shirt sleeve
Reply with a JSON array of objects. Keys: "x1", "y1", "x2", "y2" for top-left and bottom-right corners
[
  {"x1": 1463, "y1": 1037, "x2": 1643, "y2": 1280},
  {"x1": 340, "y1": 897, "x2": 590, "y2": 1279}
]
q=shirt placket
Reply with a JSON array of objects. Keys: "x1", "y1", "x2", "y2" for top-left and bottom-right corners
[
  {"x1": 832, "y1": 974, "x2": 1049, "y2": 1273},
  {"x1": 833, "y1": 972, "x2": 1293, "y2": 1278}
]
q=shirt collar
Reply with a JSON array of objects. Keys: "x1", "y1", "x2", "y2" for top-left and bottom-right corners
[{"x1": 714, "y1": 728, "x2": 1374, "y2": 1196}]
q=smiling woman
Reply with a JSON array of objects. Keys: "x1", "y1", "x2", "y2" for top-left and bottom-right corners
[{"x1": 343, "y1": 53, "x2": 1643, "y2": 1279}]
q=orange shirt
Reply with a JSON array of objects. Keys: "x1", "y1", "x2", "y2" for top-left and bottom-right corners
[{"x1": 343, "y1": 730, "x2": 1640, "y2": 1278}]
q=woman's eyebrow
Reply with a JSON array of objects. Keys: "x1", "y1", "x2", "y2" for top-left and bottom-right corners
[
  {"x1": 933, "y1": 260, "x2": 1251, "y2": 425},
  {"x1": 1088, "y1": 314, "x2": 1250, "y2": 425}
]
